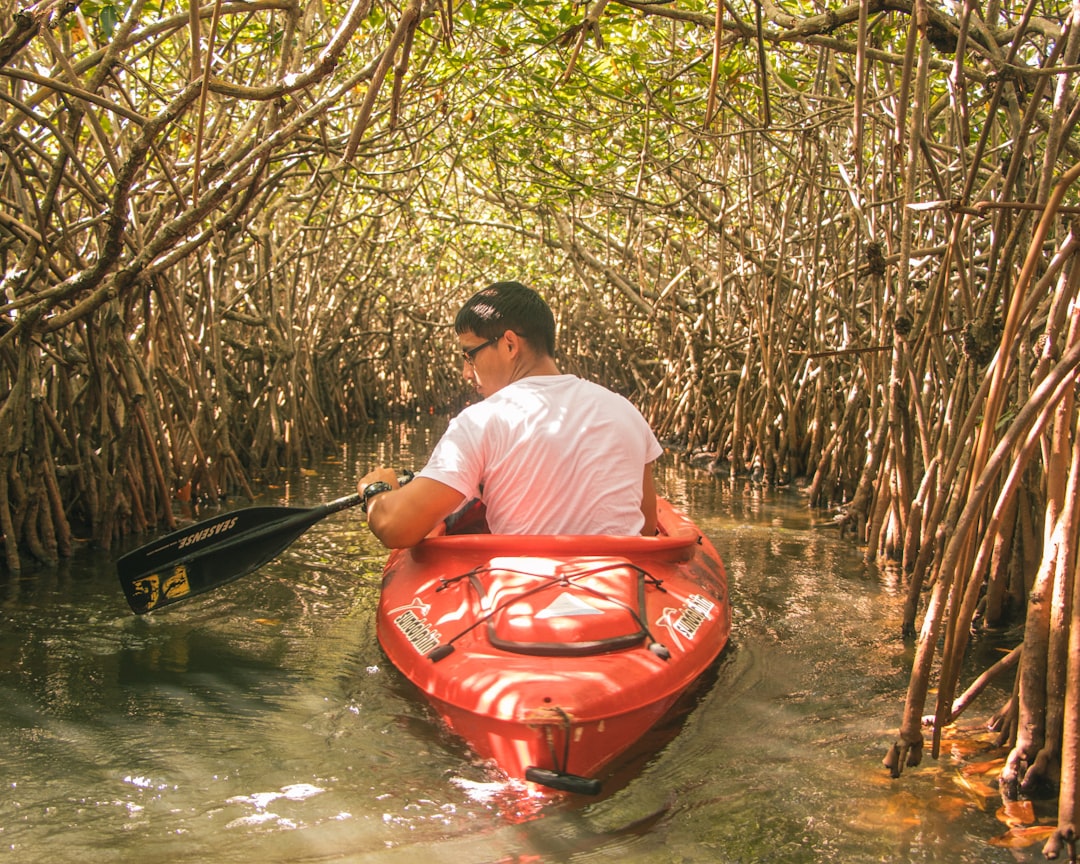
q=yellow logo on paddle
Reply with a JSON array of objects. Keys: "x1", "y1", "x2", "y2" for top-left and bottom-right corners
[{"x1": 132, "y1": 565, "x2": 192, "y2": 611}]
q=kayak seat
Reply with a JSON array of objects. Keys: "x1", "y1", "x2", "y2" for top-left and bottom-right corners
[
  {"x1": 467, "y1": 557, "x2": 650, "y2": 657},
  {"x1": 443, "y1": 499, "x2": 491, "y2": 535}
]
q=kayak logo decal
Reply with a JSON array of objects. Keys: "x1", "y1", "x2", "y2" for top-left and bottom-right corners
[
  {"x1": 535, "y1": 592, "x2": 602, "y2": 619},
  {"x1": 656, "y1": 593, "x2": 716, "y2": 649},
  {"x1": 131, "y1": 564, "x2": 192, "y2": 611},
  {"x1": 390, "y1": 598, "x2": 442, "y2": 656}
]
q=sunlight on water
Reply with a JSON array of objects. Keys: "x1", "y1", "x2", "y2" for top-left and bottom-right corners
[{"x1": 0, "y1": 424, "x2": 1039, "y2": 864}]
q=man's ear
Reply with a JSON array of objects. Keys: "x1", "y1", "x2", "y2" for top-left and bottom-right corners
[{"x1": 501, "y1": 329, "x2": 522, "y2": 356}]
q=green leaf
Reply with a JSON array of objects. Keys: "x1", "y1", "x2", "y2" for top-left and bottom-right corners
[{"x1": 100, "y1": 4, "x2": 119, "y2": 38}]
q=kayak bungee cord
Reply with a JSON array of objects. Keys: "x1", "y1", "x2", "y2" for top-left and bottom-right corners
[{"x1": 426, "y1": 561, "x2": 672, "y2": 662}]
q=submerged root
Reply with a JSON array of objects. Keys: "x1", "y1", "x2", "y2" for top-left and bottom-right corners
[
  {"x1": 1024, "y1": 748, "x2": 1062, "y2": 798},
  {"x1": 884, "y1": 736, "x2": 923, "y2": 778},
  {"x1": 1041, "y1": 825, "x2": 1076, "y2": 861}
]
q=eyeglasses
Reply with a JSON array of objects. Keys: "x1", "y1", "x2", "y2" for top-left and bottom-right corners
[{"x1": 460, "y1": 336, "x2": 499, "y2": 366}]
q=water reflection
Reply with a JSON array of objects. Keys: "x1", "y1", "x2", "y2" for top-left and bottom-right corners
[{"x1": 0, "y1": 426, "x2": 1034, "y2": 863}]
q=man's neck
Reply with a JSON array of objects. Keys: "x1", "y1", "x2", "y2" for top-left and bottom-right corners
[{"x1": 509, "y1": 354, "x2": 561, "y2": 384}]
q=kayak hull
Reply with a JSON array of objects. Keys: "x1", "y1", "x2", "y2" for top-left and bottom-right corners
[{"x1": 376, "y1": 498, "x2": 730, "y2": 793}]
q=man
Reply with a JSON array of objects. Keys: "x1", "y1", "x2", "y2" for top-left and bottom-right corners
[{"x1": 357, "y1": 281, "x2": 661, "y2": 547}]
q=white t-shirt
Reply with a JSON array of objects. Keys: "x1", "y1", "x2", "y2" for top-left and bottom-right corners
[{"x1": 418, "y1": 375, "x2": 663, "y2": 535}]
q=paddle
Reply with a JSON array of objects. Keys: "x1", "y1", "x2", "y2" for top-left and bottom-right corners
[{"x1": 116, "y1": 492, "x2": 364, "y2": 614}]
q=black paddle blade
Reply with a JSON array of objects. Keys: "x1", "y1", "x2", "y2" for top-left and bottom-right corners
[{"x1": 117, "y1": 494, "x2": 363, "y2": 614}]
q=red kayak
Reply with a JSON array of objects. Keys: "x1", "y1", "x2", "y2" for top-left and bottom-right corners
[{"x1": 376, "y1": 498, "x2": 731, "y2": 795}]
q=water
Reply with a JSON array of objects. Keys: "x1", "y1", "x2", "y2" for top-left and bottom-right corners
[{"x1": 0, "y1": 425, "x2": 1041, "y2": 863}]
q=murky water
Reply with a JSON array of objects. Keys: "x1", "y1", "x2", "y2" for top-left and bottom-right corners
[{"x1": 1, "y1": 424, "x2": 1041, "y2": 863}]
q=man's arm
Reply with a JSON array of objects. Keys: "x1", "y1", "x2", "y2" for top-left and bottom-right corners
[
  {"x1": 640, "y1": 462, "x2": 658, "y2": 536},
  {"x1": 358, "y1": 469, "x2": 465, "y2": 548}
]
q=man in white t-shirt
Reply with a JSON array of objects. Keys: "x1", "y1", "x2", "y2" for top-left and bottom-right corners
[{"x1": 357, "y1": 281, "x2": 662, "y2": 548}]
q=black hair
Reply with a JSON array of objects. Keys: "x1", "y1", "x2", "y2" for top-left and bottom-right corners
[{"x1": 455, "y1": 281, "x2": 556, "y2": 357}]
